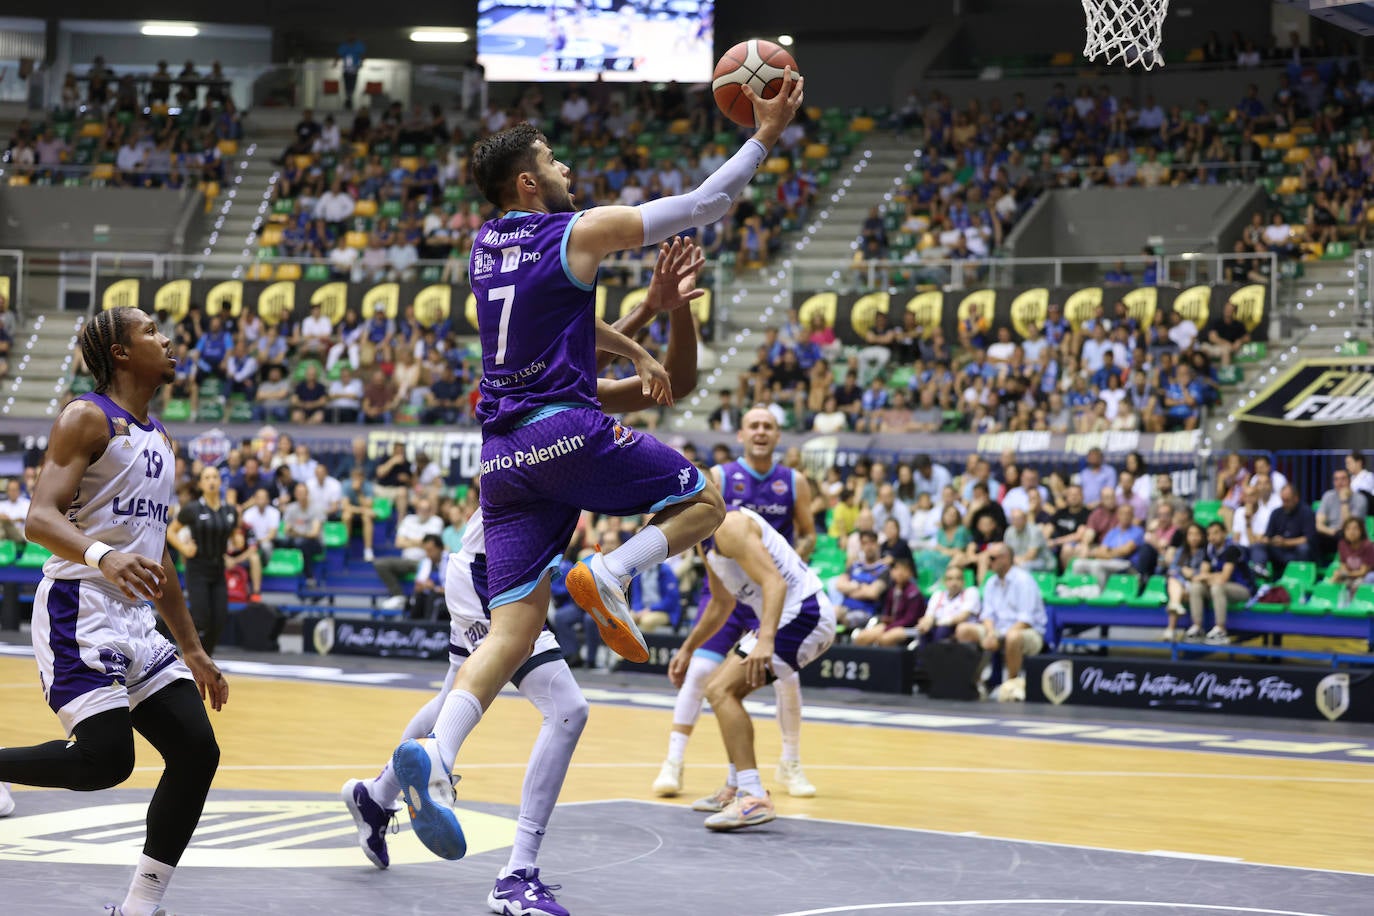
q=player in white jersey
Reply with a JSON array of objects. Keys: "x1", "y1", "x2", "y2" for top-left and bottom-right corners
[
  {"x1": 0, "y1": 307, "x2": 227, "y2": 916},
  {"x1": 668, "y1": 507, "x2": 836, "y2": 830},
  {"x1": 343, "y1": 239, "x2": 702, "y2": 916}
]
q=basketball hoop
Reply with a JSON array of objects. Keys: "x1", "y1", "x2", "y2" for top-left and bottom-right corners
[{"x1": 1082, "y1": 0, "x2": 1170, "y2": 69}]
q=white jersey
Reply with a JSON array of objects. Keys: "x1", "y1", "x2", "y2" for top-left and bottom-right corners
[
  {"x1": 43, "y1": 394, "x2": 176, "y2": 591},
  {"x1": 445, "y1": 507, "x2": 560, "y2": 659},
  {"x1": 706, "y1": 507, "x2": 823, "y2": 614}
]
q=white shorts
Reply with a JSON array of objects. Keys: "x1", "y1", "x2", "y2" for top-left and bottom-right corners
[
  {"x1": 736, "y1": 591, "x2": 837, "y2": 679},
  {"x1": 445, "y1": 551, "x2": 561, "y2": 668},
  {"x1": 31, "y1": 577, "x2": 192, "y2": 736}
]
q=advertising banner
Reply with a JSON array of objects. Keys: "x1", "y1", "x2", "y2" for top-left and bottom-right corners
[
  {"x1": 93, "y1": 275, "x2": 711, "y2": 334},
  {"x1": 798, "y1": 283, "x2": 1268, "y2": 346},
  {"x1": 301, "y1": 617, "x2": 451, "y2": 661},
  {"x1": 1235, "y1": 358, "x2": 1374, "y2": 426},
  {"x1": 1026, "y1": 655, "x2": 1374, "y2": 722}
]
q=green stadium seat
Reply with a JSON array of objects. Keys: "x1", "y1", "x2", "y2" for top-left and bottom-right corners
[
  {"x1": 1323, "y1": 241, "x2": 1352, "y2": 260},
  {"x1": 17, "y1": 544, "x2": 53, "y2": 569},
  {"x1": 1300, "y1": 581, "x2": 1342, "y2": 614},
  {"x1": 1216, "y1": 365, "x2": 1242, "y2": 385},
  {"x1": 372, "y1": 496, "x2": 394, "y2": 521},
  {"x1": 264, "y1": 548, "x2": 304, "y2": 577},
  {"x1": 198, "y1": 377, "x2": 222, "y2": 398},
  {"x1": 1031, "y1": 569, "x2": 1057, "y2": 599},
  {"x1": 69, "y1": 374, "x2": 94, "y2": 395},
  {"x1": 1236, "y1": 342, "x2": 1267, "y2": 363},
  {"x1": 164, "y1": 399, "x2": 192, "y2": 422},
  {"x1": 1087, "y1": 573, "x2": 1140, "y2": 606},
  {"x1": 1338, "y1": 340, "x2": 1369, "y2": 356},
  {"x1": 1047, "y1": 572, "x2": 1097, "y2": 605},
  {"x1": 196, "y1": 402, "x2": 225, "y2": 423},
  {"x1": 293, "y1": 359, "x2": 324, "y2": 381},
  {"x1": 229, "y1": 400, "x2": 255, "y2": 423},
  {"x1": 323, "y1": 521, "x2": 349, "y2": 549},
  {"x1": 1277, "y1": 561, "x2": 1318, "y2": 594},
  {"x1": 1192, "y1": 500, "x2": 1222, "y2": 527},
  {"x1": 419, "y1": 265, "x2": 443, "y2": 283},
  {"x1": 1126, "y1": 575, "x2": 1167, "y2": 608},
  {"x1": 303, "y1": 264, "x2": 330, "y2": 282},
  {"x1": 0, "y1": 540, "x2": 17, "y2": 566}
]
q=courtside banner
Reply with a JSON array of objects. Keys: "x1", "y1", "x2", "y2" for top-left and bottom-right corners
[
  {"x1": 301, "y1": 617, "x2": 451, "y2": 660},
  {"x1": 92, "y1": 276, "x2": 711, "y2": 333},
  {"x1": 799, "y1": 283, "x2": 1268, "y2": 346},
  {"x1": 1235, "y1": 357, "x2": 1374, "y2": 426},
  {"x1": 1026, "y1": 655, "x2": 1374, "y2": 722}
]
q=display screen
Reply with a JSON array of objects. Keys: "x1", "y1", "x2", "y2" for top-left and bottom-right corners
[{"x1": 477, "y1": 0, "x2": 713, "y2": 83}]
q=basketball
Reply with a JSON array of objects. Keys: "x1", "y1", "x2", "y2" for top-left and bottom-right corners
[{"x1": 712, "y1": 38, "x2": 798, "y2": 128}]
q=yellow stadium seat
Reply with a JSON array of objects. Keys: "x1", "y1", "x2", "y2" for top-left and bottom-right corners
[
  {"x1": 352, "y1": 142, "x2": 369, "y2": 159},
  {"x1": 805, "y1": 106, "x2": 822, "y2": 122},
  {"x1": 762, "y1": 157, "x2": 791, "y2": 175},
  {"x1": 1271, "y1": 132, "x2": 1296, "y2": 149},
  {"x1": 80, "y1": 121, "x2": 104, "y2": 138},
  {"x1": 1252, "y1": 134, "x2": 1272, "y2": 149},
  {"x1": 1283, "y1": 146, "x2": 1311, "y2": 164},
  {"x1": 397, "y1": 156, "x2": 420, "y2": 173},
  {"x1": 849, "y1": 116, "x2": 876, "y2": 132},
  {"x1": 668, "y1": 118, "x2": 692, "y2": 135},
  {"x1": 202, "y1": 181, "x2": 220, "y2": 199},
  {"x1": 1277, "y1": 175, "x2": 1304, "y2": 195},
  {"x1": 1302, "y1": 242, "x2": 1324, "y2": 261},
  {"x1": 259, "y1": 226, "x2": 284, "y2": 247},
  {"x1": 1104, "y1": 153, "x2": 1123, "y2": 167},
  {"x1": 91, "y1": 163, "x2": 115, "y2": 181},
  {"x1": 7, "y1": 175, "x2": 30, "y2": 187},
  {"x1": 1364, "y1": 207, "x2": 1374, "y2": 223},
  {"x1": 1050, "y1": 51, "x2": 1075, "y2": 66},
  {"x1": 353, "y1": 199, "x2": 377, "y2": 217},
  {"x1": 247, "y1": 262, "x2": 274, "y2": 280},
  {"x1": 275, "y1": 263, "x2": 303, "y2": 281},
  {"x1": 1185, "y1": 48, "x2": 1205, "y2": 63},
  {"x1": 344, "y1": 231, "x2": 369, "y2": 249},
  {"x1": 217, "y1": 139, "x2": 239, "y2": 156},
  {"x1": 803, "y1": 143, "x2": 829, "y2": 161}
]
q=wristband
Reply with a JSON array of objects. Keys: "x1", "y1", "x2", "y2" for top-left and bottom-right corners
[{"x1": 84, "y1": 542, "x2": 115, "y2": 570}]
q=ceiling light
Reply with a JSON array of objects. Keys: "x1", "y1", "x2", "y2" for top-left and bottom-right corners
[
  {"x1": 410, "y1": 29, "x2": 470, "y2": 43},
  {"x1": 141, "y1": 23, "x2": 199, "y2": 37},
  {"x1": 777, "y1": 35, "x2": 794, "y2": 46}
]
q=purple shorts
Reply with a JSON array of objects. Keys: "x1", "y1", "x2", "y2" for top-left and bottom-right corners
[
  {"x1": 480, "y1": 406, "x2": 705, "y2": 607},
  {"x1": 694, "y1": 581, "x2": 760, "y2": 660}
]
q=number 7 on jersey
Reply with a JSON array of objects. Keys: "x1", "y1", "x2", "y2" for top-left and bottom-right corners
[{"x1": 489, "y1": 285, "x2": 516, "y2": 365}]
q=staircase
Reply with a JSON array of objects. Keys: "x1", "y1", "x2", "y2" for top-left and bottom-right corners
[{"x1": 0, "y1": 306, "x2": 85, "y2": 421}]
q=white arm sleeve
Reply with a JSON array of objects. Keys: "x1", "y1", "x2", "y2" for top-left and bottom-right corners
[{"x1": 639, "y1": 139, "x2": 768, "y2": 245}]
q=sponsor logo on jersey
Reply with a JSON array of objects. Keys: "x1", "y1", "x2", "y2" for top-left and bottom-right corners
[
  {"x1": 111, "y1": 417, "x2": 130, "y2": 437},
  {"x1": 112, "y1": 496, "x2": 172, "y2": 524},
  {"x1": 731, "y1": 479, "x2": 746, "y2": 495},
  {"x1": 472, "y1": 249, "x2": 495, "y2": 279},
  {"x1": 771, "y1": 478, "x2": 789, "y2": 495},
  {"x1": 612, "y1": 422, "x2": 635, "y2": 448}
]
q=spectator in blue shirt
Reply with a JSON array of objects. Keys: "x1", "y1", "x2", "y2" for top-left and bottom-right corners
[
  {"x1": 195, "y1": 316, "x2": 233, "y2": 379},
  {"x1": 336, "y1": 36, "x2": 366, "y2": 110},
  {"x1": 1162, "y1": 363, "x2": 1203, "y2": 430},
  {"x1": 1071, "y1": 504, "x2": 1144, "y2": 587},
  {"x1": 1103, "y1": 261, "x2": 1132, "y2": 284},
  {"x1": 833, "y1": 530, "x2": 891, "y2": 630},
  {"x1": 628, "y1": 561, "x2": 681, "y2": 632},
  {"x1": 1090, "y1": 350, "x2": 1125, "y2": 390},
  {"x1": 1253, "y1": 485, "x2": 1317, "y2": 577},
  {"x1": 551, "y1": 548, "x2": 600, "y2": 668}
]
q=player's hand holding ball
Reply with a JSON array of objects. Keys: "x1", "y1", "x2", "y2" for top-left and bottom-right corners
[
  {"x1": 99, "y1": 550, "x2": 166, "y2": 603},
  {"x1": 712, "y1": 39, "x2": 804, "y2": 130}
]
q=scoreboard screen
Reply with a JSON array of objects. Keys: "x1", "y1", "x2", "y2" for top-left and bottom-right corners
[{"x1": 477, "y1": 0, "x2": 713, "y2": 83}]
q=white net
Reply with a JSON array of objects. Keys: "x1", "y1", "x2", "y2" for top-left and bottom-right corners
[{"x1": 1082, "y1": 0, "x2": 1170, "y2": 69}]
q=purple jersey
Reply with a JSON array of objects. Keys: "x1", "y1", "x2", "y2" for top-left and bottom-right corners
[
  {"x1": 714, "y1": 460, "x2": 797, "y2": 542},
  {"x1": 470, "y1": 210, "x2": 599, "y2": 433}
]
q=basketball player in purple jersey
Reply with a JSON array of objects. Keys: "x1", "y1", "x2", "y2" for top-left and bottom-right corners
[
  {"x1": 0, "y1": 307, "x2": 227, "y2": 916},
  {"x1": 391, "y1": 70, "x2": 804, "y2": 865},
  {"x1": 653, "y1": 407, "x2": 821, "y2": 802}
]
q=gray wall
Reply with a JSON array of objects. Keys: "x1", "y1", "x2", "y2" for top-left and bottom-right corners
[
  {"x1": 1008, "y1": 185, "x2": 1268, "y2": 258},
  {"x1": 0, "y1": 186, "x2": 201, "y2": 251}
]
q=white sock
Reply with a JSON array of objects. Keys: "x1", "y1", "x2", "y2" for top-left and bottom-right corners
[
  {"x1": 667, "y1": 730, "x2": 690, "y2": 764},
  {"x1": 773, "y1": 674, "x2": 803, "y2": 763},
  {"x1": 726, "y1": 764, "x2": 738, "y2": 788},
  {"x1": 602, "y1": 524, "x2": 669, "y2": 584},
  {"x1": 736, "y1": 768, "x2": 765, "y2": 798},
  {"x1": 432, "y1": 689, "x2": 485, "y2": 772},
  {"x1": 370, "y1": 762, "x2": 401, "y2": 809},
  {"x1": 120, "y1": 855, "x2": 173, "y2": 916}
]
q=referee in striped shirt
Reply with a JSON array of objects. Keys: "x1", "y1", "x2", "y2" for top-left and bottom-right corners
[{"x1": 170, "y1": 465, "x2": 239, "y2": 654}]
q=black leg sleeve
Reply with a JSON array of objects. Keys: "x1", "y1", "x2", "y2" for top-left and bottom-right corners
[
  {"x1": 0, "y1": 708, "x2": 135, "y2": 790},
  {"x1": 130, "y1": 679, "x2": 221, "y2": 866}
]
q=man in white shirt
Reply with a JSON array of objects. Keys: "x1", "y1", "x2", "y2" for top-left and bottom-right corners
[
  {"x1": 558, "y1": 90, "x2": 589, "y2": 136},
  {"x1": 315, "y1": 178, "x2": 356, "y2": 227},
  {"x1": 871, "y1": 484, "x2": 912, "y2": 542},
  {"x1": 242, "y1": 485, "x2": 282, "y2": 545},
  {"x1": 115, "y1": 140, "x2": 145, "y2": 185},
  {"x1": 914, "y1": 565, "x2": 981, "y2": 644},
  {"x1": 955, "y1": 544, "x2": 1047, "y2": 684},
  {"x1": 1001, "y1": 467, "x2": 1051, "y2": 516},
  {"x1": 1348, "y1": 452, "x2": 1374, "y2": 499},
  {"x1": 375, "y1": 499, "x2": 445, "y2": 609},
  {"x1": 300, "y1": 304, "x2": 333, "y2": 356},
  {"x1": 387, "y1": 242, "x2": 419, "y2": 281},
  {"x1": 0, "y1": 478, "x2": 31, "y2": 541},
  {"x1": 307, "y1": 463, "x2": 345, "y2": 522},
  {"x1": 1248, "y1": 473, "x2": 1283, "y2": 536},
  {"x1": 1252, "y1": 456, "x2": 1288, "y2": 498},
  {"x1": 327, "y1": 366, "x2": 365, "y2": 423},
  {"x1": 912, "y1": 454, "x2": 953, "y2": 500},
  {"x1": 1080, "y1": 325, "x2": 1113, "y2": 373},
  {"x1": 329, "y1": 244, "x2": 360, "y2": 280}
]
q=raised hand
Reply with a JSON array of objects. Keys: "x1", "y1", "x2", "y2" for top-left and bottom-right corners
[
  {"x1": 741, "y1": 66, "x2": 804, "y2": 136},
  {"x1": 647, "y1": 237, "x2": 707, "y2": 314}
]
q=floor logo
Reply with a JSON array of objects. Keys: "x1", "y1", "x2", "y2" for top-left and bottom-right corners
[{"x1": 0, "y1": 798, "x2": 516, "y2": 868}]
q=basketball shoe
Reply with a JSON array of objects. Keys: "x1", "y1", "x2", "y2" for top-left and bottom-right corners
[
  {"x1": 775, "y1": 761, "x2": 816, "y2": 798},
  {"x1": 488, "y1": 868, "x2": 570, "y2": 916},
  {"x1": 565, "y1": 551, "x2": 649, "y2": 663},
  {"x1": 341, "y1": 778, "x2": 398, "y2": 869},
  {"x1": 704, "y1": 792, "x2": 776, "y2": 831},
  {"x1": 0, "y1": 782, "x2": 14, "y2": 817},
  {"x1": 104, "y1": 908, "x2": 175, "y2": 915},
  {"x1": 691, "y1": 783, "x2": 737, "y2": 813},
  {"x1": 392, "y1": 737, "x2": 467, "y2": 860},
  {"x1": 652, "y1": 759, "x2": 683, "y2": 796}
]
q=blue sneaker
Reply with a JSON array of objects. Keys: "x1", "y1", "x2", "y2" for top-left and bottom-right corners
[
  {"x1": 341, "y1": 778, "x2": 398, "y2": 869},
  {"x1": 487, "y1": 868, "x2": 570, "y2": 916},
  {"x1": 392, "y1": 737, "x2": 467, "y2": 860}
]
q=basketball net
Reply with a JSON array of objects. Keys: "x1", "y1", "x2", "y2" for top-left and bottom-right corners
[{"x1": 1082, "y1": 0, "x2": 1170, "y2": 69}]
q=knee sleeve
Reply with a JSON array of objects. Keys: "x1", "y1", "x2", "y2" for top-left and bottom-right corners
[
  {"x1": 519, "y1": 661, "x2": 589, "y2": 738},
  {"x1": 673, "y1": 655, "x2": 719, "y2": 727}
]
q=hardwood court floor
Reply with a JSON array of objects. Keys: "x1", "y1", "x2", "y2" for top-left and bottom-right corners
[{"x1": 2, "y1": 655, "x2": 1372, "y2": 876}]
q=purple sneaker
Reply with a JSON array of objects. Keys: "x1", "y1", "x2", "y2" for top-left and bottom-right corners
[
  {"x1": 487, "y1": 868, "x2": 570, "y2": 916},
  {"x1": 342, "y1": 778, "x2": 398, "y2": 869}
]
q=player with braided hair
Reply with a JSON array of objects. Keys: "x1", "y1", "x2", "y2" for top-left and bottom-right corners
[{"x1": 0, "y1": 306, "x2": 228, "y2": 916}]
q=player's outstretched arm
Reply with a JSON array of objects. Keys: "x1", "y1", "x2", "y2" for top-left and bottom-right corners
[
  {"x1": 595, "y1": 318, "x2": 674, "y2": 406},
  {"x1": 25, "y1": 400, "x2": 166, "y2": 603},
  {"x1": 153, "y1": 545, "x2": 228, "y2": 709},
  {"x1": 566, "y1": 69, "x2": 803, "y2": 272},
  {"x1": 597, "y1": 236, "x2": 704, "y2": 371}
]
